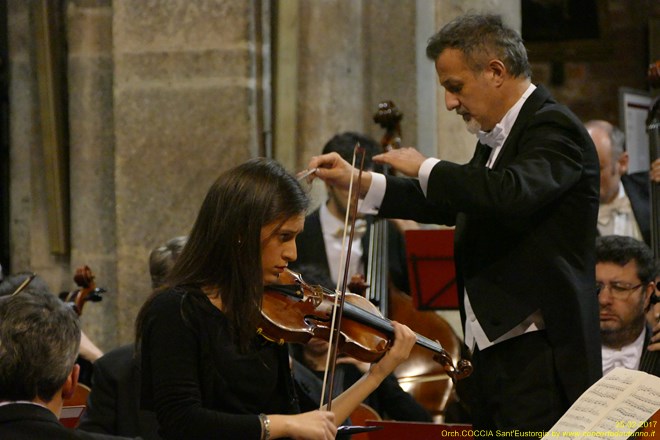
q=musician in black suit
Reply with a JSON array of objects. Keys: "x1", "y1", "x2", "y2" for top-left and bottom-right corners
[
  {"x1": 586, "y1": 119, "x2": 651, "y2": 245},
  {"x1": 0, "y1": 289, "x2": 132, "y2": 440},
  {"x1": 308, "y1": 13, "x2": 601, "y2": 435},
  {"x1": 596, "y1": 235, "x2": 660, "y2": 377},
  {"x1": 291, "y1": 131, "x2": 409, "y2": 295}
]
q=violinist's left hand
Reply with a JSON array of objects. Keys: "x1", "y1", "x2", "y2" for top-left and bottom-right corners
[
  {"x1": 373, "y1": 147, "x2": 427, "y2": 178},
  {"x1": 368, "y1": 321, "x2": 416, "y2": 379}
]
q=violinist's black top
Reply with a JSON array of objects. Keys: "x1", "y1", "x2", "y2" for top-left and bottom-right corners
[{"x1": 140, "y1": 287, "x2": 299, "y2": 440}]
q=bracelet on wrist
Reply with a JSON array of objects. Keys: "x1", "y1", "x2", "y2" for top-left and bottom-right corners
[{"x1": 259, "y1": 413, "x2": 270, "y2": 440}]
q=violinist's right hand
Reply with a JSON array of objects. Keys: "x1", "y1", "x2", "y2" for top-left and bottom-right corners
[
  {"x1": 269, "y1": 411, "x2": 336, "y2": 440},
  {"x1": 307, "y1": 152, "x2": 373, "y2": 198}
]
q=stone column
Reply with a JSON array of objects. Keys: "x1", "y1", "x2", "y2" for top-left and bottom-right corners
[
  {"x1": 112, "y1": 0, "x2": 258, "y2": 343},
  {"x1": 7, "y1": 1, "x2": 71, "y2": 288},
  {"x1": 295, "y1": 0, "x2": 368, "y2": 170},
  {"x1": 7, "y1": 0, "x2": 36, "y2": 273}
]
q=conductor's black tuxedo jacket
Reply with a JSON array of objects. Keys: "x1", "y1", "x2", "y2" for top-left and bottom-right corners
[{"x1": 377, "y1": 85, "x2": 602, "y2": 404}]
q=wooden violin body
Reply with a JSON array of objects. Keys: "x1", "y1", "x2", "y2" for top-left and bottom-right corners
[{"x1": 259, "y1": 269, "x2": 471, "y2": 381}]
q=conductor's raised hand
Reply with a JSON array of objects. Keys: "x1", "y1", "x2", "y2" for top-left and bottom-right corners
[
  {"x1": 373, "y1": 147, "x2": 427, "y2": 177},
  {"x1": 307, "y1": 152, "x2": 373, "y2": 197}
]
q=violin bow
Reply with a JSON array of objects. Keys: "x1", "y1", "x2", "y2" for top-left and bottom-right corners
[{"x1": 319, "y1": 143, "x2": 366, "y2": 411}]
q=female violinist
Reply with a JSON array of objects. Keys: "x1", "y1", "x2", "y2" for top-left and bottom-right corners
[{"x1": 135, "y1": 158, "x2": 416, "y2": 440}]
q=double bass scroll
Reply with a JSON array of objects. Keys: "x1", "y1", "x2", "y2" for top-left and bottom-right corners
[{"x1": 374, "y1": 100, "x2": 403, "y2": 152}]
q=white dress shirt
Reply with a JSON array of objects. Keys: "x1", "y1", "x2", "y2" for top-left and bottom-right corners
[
  {"x1": 319, "y1": 203, "x2": 366, "y2": 286},
  {"x1": 601, "y1": 327, "x2": 645, "y2": 375},
  {"x1": 598, "y1": 182, "x2": 643, "y2": 241}
]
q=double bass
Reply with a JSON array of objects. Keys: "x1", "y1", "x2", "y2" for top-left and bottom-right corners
[
  {"x1": 345, "y1": 100, "x2": 470, "y2": 421},
  {"x1": 642, "y1": 60, "x2": 660, "y2": 376}
]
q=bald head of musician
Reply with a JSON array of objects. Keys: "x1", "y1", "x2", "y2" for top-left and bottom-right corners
[
  {"x1": 586, "y1": 119, "x2": 650, "y2": 245},
  {"x1": 585, "y1": 120, "x2": 628, "y2": 204},
  {"x1": 0, "y1": 290, "x2": 81, "y2": 417},
  {"x1": 596, "y1": 235, "x2": 657, "y2": 375}
]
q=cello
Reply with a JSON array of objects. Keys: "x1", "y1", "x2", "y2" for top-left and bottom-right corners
[{"x1": 340, "y1": 100, "x2": 469, "y2": 422}]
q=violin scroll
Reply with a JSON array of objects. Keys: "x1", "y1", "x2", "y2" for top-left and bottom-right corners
[
  {"x1": 432, "y1": 352, "x2": 473, "y2": 382},
  {"x1": 62, "y1": 265, "x2": 106, "y2": 316}
]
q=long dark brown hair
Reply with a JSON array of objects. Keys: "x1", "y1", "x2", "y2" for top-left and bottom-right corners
[{"x1": 136, "y1": 158, "x2": 309, "y2": 352}]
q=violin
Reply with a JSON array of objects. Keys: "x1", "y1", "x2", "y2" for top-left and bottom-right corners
[
  {"x1": 259, "y1": 269, "x2": 471, "y2": 380},
  {"x1": 60, "y1": 266, "x2": 106, "y2": 428},
  {"x1": 61, "y1": 265, "x2": 106, "y2": 316}
]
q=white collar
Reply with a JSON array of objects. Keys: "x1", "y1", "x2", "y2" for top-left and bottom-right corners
[
  {"x1": 477, "y1": 83, "x2": 536, "y2": 150},
  {"x1": 320, "y1": 202, "x2": 344, "y2": 237},
  {"x1": 602, "y1": 326, "x2": 646, "y2": 375}
]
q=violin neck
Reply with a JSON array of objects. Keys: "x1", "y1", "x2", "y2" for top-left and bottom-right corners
[{"x1": 343, "y1": 301, "x2": 444, "y2": 355}]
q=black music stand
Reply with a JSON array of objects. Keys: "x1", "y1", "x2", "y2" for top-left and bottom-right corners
[{"x1": 404, "y1": 229, "x2": 458, "y2": 310}]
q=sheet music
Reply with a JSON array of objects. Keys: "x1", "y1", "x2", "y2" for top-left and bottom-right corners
[{"x1": 542, "y1": 368, "x2": 660, "y2": 439}]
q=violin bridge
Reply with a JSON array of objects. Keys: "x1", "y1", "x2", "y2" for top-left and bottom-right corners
[{"x1": 305, "y1": 285, "x2": 324, "y2": 307}]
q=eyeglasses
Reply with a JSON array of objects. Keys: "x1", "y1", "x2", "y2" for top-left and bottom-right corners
[{"x1": 595, "y1": 281, "x2": 644, "y2": 299}]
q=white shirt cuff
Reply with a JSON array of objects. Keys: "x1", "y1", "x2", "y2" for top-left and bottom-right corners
[
  {"x1": 418, "y1": 158, "x2": 441, "y2": 197},
  {"x1": 359, "y1": 173, "x2": 386, "y2": 215}
]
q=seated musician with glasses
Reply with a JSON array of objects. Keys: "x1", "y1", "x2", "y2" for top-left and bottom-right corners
[{"x1": 596, "y1": 235, "x2": 660, "y2": 376}]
